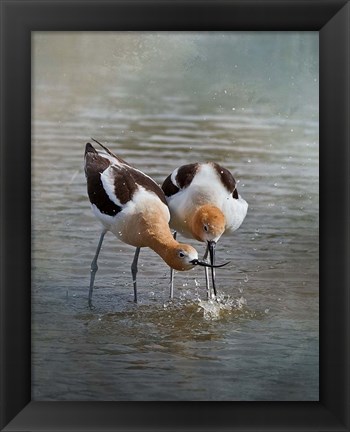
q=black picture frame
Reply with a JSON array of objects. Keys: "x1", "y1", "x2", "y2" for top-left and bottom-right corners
[{"x1": 1, "y1": 1, "x2": 349, "y2": 431}]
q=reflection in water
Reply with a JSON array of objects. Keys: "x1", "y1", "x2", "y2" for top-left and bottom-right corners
[{"x1": 32, "y1": 32, "x2": 319, "y2": 401}]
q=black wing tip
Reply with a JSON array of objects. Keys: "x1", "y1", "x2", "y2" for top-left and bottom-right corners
[
  {"x1": 89, "y1": 138, "x2": 129, "y2": 165},
  {"x1": 91, "y1": 137, "x2": 105, "y2": 148},
  {"x1": 91, "y1": 138, "x2": 116, "y2": 157},
  {"x1": 85, "y1": 142, "x2": 97, "y2": 156},
  {"x1": 84, "y1": 139, "x2": 115, "y2": 159}
]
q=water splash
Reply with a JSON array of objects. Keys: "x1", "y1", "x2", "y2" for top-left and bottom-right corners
[{"x1": 197, "y1": 294, "x2": 247, "y2": 321}]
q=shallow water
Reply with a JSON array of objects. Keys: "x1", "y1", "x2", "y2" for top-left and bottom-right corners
[{"x1": 32, "y1": 32, "x2": 319, "y2": 401}]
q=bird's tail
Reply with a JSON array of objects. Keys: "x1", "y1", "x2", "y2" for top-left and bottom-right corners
[{"x1": 85, "y1": 138, "x2": 130, "y2": 165}]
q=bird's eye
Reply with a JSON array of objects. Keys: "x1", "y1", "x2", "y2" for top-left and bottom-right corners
[
  {"x1": 179, "y1": 251, "x2": 185, "y2": 258},
  {"x1": 204, "y1": 225, "x2": 208, "y2": 232}
]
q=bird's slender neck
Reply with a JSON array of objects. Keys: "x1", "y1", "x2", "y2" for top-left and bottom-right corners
[
  {"x1": 149, "y1": 229, "x2": 179, "y2": 261},
  {"x1": 140, "y1": 214, "x2": 179, "y2": 264}
]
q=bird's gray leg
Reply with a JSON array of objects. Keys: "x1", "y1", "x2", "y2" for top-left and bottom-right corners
[
  {"x1": 89, "y1": 230, "x2": 106, "y2": 309},
  {"x1": 131, "y1": 247, "x2": 141, "y2": 303},
  {"x1": 203, "y1": 244, "x2": 211, "y2": 299},
  {"x1": 169, "y1": 231, "x2": 177, "y2": 299}
]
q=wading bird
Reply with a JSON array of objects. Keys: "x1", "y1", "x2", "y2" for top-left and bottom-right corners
[
  {"x1": 84, "y1": 140, "x2": 228, "y2": 307},
  {"x1": 162, "y1": 162, "x2": 248, "y2": 298}
]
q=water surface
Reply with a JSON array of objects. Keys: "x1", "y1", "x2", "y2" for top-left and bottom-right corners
[{"x1": 32, "y1": 32, "x2": 319, "y2": 401}]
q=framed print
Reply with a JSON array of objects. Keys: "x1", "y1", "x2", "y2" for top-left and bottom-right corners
[{"x1": 1, "y1": 1, "x2": 349, "y2": 431}]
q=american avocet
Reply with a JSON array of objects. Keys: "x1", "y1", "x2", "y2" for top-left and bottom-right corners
[
  {"x1": 162, "y1": 162, "x2": 248, "y2": 298},
  {"x1": 84, "y1": 140, "x2": 227, "y2": 307}
]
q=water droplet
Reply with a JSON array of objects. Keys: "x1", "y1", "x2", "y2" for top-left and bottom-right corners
[{"x1": 237, "y1": 296, "x2": 247, "y2": 308}]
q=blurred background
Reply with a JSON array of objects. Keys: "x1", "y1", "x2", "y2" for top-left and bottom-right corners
[{"x1": 32, "y1": 32, "x2": 319, "y2": 401}]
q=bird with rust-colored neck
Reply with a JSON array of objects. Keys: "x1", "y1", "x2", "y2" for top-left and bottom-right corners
[
  {"x1": 84, "y1": 140, "x2": 228, "y2": 307},
  {"x1": 162, "y1": 162, "x2": 248, "y2": 299}
]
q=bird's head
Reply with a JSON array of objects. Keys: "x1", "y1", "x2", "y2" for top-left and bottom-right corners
[
  {"x1": 191, "y1": 205, "x2": 225, "y2": 244},
  {"x1": 165, "y1": 243, "x2": 228, "y2": 272}
]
